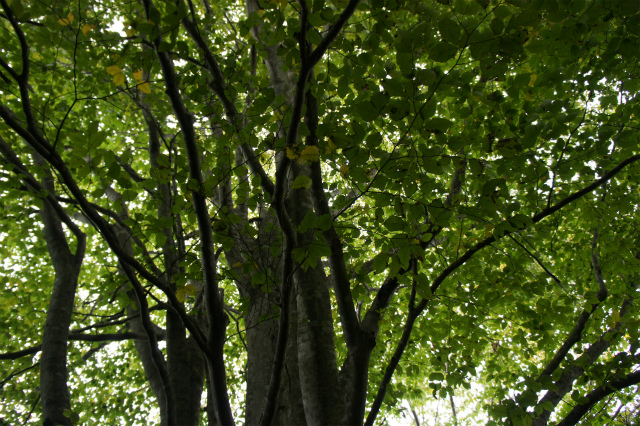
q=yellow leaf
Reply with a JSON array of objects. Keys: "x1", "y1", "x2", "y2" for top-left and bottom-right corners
[
  {"x1": 324, "y1": 138, "x2": 337, "y2": 154},
  {"x1": 58, "y1": 12, "x2": 74, "y2": 26},
  {"x1": 528, "y1": 74, "x2": 537, "y2": 87},
  {"x1": 106, "y1": 65, "x2": 121, "y2": 75},
  {"x1": 298, "y1": 145, "x2": 320, "y2": 164},
  {"x1": 339, "y1": 164, "x2": 349, "y2": 177},
  {"x1": 175, "y1": 288, "x2": 186, "y2": 303},
  {"x1": 125, "y1": 27, "x2": 137, "y2": 37},
  {"x1": 286, "y1": 147, "x2": 298, "y2": 160},
  {"x1": 133, "y1": 69, "x2": 143, "y2": 81},
  {"x1": 231, "y1": 262, "x2": 243, "y2": 268},
  {"x1": 183, "y1": 284, "x2": 197, "y2": 297},
  {"x1": 113, "y1": 72, "x2": 125, "y2": 86},
  {"x1": 81, "y1": 24, "x2": 95, "y2": 35},
  {"x1": 138, "y1": 82, "x2": 151, "y2": 94},
  {"x1": 175, "y1": 284, "x2": 197, "y2": 303},
  {"x1": 291, "y1": 175, "x2": 312, "y2": 190}
]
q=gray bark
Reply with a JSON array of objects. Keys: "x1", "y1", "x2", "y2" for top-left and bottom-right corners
[
  {"x1": 37, "y1": 161, "x2": 86, "y2": 426},
  {"x1": 287, "y1": 181, "x2": 347, "y2": 425},
  {"x1": 229, "y1": 207, "x2": 306, "y2": 425}
]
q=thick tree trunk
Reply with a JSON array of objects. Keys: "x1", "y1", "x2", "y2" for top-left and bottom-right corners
[
  {"x1": 37, "y1": 164, "x2": 85, "y2": 426},
  {"x1": 287, "y1": 183, "x2": 347, "y2": 425},
  {"x1": 40, "y1": 258, "x2": 83, "y2": 426},
  {"x1": 232, "y1": 207, "x2": 306, "y2": 425},
  {"x1": 166, "y1": 313, "x2": 205, "y2": 426}
]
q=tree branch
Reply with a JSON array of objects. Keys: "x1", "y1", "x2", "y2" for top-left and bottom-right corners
[
  {"x1": 555, "y1": 370, "x2": 640, "y2": 426},
  {"x1": 0, "y1": 136, "x2": 84, "y2": 242},
  {"x1": 141, "y1": 1, "x2": 234, "y2": 424},
  {"x1": 306, "y1": 83, "x2": 361, "y2": 351},
  {"x1": 0, "y1": 331, "x2": 165, "y2": 360},
  {"x1": 308, "y1": 0, "x2": 362, "y2": 67},
  {"x1": 364, "y1": 303, "x2": 421, "y2": 426},
  {"x1": 534, "y1": 228, "x2": 610, "y2": 380},
  {"x1": 533, "y1": 293, "x2": 635, "y2": 426},
  {"x1": 180, "y1": 3, "x2": 275, "y2": 197},
  {"x1": 364, "y1": 154, "x2": 640, "y2": 426},
  {"x1": 508, "y1": 234, "x2": 565, "y2": 289}
]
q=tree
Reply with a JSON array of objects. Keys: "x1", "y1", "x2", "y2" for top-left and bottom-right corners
[{"x1": 0, "y1": 0, "x2": 639, "y2": 424}]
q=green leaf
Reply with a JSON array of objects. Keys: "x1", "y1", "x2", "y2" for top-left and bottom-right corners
[
  {"x1": 298, "y1": 211, "x2": 317, "y2": 233},
  {"x1": 424, "y1": 117, "x2": 453, "y2": 132},
  {"x1": 357, "y1": 101, "x2": 379, "y2": 121},
  {"x1": 429, "y1": 372, "x2": 444, "y2": 381},
  {"x1": 317, "y1": 214, "x2": 333, "y2": 231},
  {"x1": 438, "y1": 18, "x2": 460, "y2": 44},
  {"x1": 429, "y1": 42, "x2": 457, "y2": 62},
  {"x1": 396, "y1": 52, "x2": 414, "y2": 77},
  {"x1": 372, "y1": 252, "x2": 389, "y2": 273}
]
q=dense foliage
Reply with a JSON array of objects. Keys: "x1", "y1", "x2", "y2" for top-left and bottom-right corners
[{"x1": 1, "y1": 0, "x2": 639, "y2": 425}]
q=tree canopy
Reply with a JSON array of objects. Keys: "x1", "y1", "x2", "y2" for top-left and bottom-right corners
[{"x1": 0, "y1": 0, "x2": 639, "y2": 425}]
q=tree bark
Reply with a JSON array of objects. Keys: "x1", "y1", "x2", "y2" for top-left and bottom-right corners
[
  {"x1": 287, "y1": 182, "x2": 347, "y2": 425},
  {"x1": 37, "y1": 161, "x2": 86, "y2": 426}
]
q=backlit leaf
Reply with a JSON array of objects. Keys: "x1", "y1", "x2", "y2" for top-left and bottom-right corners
[
  {"x1": 138, "y1": 82, "x2": 151, "y2": 93},
  {"x1": 291, "y1": 175, "x2": 312, "y2": 190},
  {"x1": 106, "y1": 65, "x2": 122, "y2": 76},
  {"x1": 298, "y1": 145, "x2": 320, "y2": 164},
  {"x1": 113, "y1": 72, "x2": 125, "y2": 86}
]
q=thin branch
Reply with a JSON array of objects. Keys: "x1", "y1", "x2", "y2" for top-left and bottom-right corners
[
  {"x1": 0, "y1": 363, "x2": 39, "y2": 389},
  {"x1": 508, "y1": 234, "x2": 565, "y2": 289},
  {"x1": 0, "y1": 331, "x2": 164, "y2": 360},
  {"x1": 0, "y1": 136, "x2": 84, "y2": 241},
  {"x1": 0, "y1": 0, "x2": 47, "y2": 143},
  {"x1": 180, "y1": 3, "x2": 275, "y2": 197},
  {"x1": 533, "y1": 228, "x2": 610, "y2": 379},
  {"x1": 364, "y1": 304, "x2": 421, "y2": 426},
  {"x1": 429, "y1": 154, "x2": 640, "y2": 298},
  {"x1": 533, "y1": 294, "x2": 635, "y2": 426}
]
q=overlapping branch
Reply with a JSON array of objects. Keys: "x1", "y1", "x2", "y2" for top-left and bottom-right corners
[
  {"x1": 364, "y1": 154, "x2": 640, "y2": 426},
  {"x1": 141, "y1": 0, "x2": 235, "y2": 423},
  {"x1": 555, "y1": 370, "x2": 640, "y2": 426},
  {"x1": 535, "y1": 228, "x2": 609, "y2": 381}
]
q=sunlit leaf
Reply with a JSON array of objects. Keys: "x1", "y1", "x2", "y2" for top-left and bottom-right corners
[
  {"x1": 298, "y1": 145, "x2": 320, "y2": 164},
  {"x1": 113, "y1": 72, "x2": 125, "y2": 86},
  {"x1": 291, "y1": 175, "x2": 312, "y2": 190}
]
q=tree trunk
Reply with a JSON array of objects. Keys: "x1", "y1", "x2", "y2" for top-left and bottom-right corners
[{"x1": 37, "y1": 161, "x2": 86, "y2": 426}]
